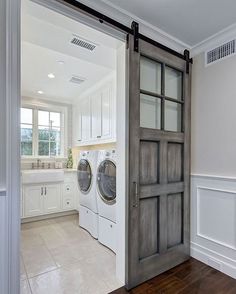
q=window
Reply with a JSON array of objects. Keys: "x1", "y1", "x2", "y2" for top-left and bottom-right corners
[
  {"x1": 21, "y1": 107, "x2": 64, "y2": 157},
  {"x1": 21, "y1": 108, "x2": 33, "y2": 156}
]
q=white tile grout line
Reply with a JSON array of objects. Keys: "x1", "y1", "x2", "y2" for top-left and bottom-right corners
[{"x1": 27, "y1": 267, "x2": 61, "y2": 282}]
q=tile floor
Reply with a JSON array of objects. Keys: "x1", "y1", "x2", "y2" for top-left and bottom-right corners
[{"x1": 20, "y1": 214, "x2": 123, "y2": 294}]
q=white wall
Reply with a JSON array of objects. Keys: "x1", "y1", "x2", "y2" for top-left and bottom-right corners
[
  {"x1": 191, "y1": 53, "x2": 236, "y2": 279},
  {"x1": 192, "y1": 53, "x2": 236, "y2": 176},
  {"x1": 0, "y1": 0, "x2": 9, "y2": 292},
  {"x1": 0, "y1": 0, "x2": 6, "y2": 190},
  {"x1": 0, "y1": 1, "x2": 21, "y2": 293}
]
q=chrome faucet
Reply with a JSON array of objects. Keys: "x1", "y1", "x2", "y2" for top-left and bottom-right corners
[{"x1": 36, "y1": 159, "x2": 41, "y2": 169}]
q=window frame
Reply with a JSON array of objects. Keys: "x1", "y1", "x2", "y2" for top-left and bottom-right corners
[{"x1": 21, "y1": 102, "x2": 68, "y2": 159}]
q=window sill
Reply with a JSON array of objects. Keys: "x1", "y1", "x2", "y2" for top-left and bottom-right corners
[{"x1": 21, "y1": 157, "x2": 67, "y2": 161}]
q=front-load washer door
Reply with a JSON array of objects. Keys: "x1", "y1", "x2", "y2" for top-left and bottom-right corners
[
  {"x1": 77, "y1": 159, "x2": 92, "y2": 194},
  {"x1": 97, "y1": 160, "x2": 116, "y2": 204}
]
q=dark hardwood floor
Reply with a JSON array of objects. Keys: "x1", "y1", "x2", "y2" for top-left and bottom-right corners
[{"x1": 111, "y1": 258, "x2": 236, "y2": 294}]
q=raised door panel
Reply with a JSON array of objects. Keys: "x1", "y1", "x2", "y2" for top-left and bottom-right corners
[
  {"x1": 44, "y1": 184, "x2": 61, "y2": 214},
  {"x1": 91, "y1": 93, "x2": 102, "y2": 139},
  {"x1": 81, "y1": 98, "x2": 91, "y2": 142},
  {"x1": 73, "y1": 106, "x2": 82, "y2": 145},
  {"x1": 101, "y1": 85, "x2": 112, "y2": 139},
  {"x1": 24, "y1": 185, "x2": 44, "y2": 217}
]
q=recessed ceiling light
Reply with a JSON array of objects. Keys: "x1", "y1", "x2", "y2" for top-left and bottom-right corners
[
  {"x1": 37, "y1": 90, "x2": 44, "y2": 95},
  {"x1": 48, "y1": 73, "x2": 55, "y2": 79}
]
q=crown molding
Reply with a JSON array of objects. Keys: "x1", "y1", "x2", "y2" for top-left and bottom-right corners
[
  {"x1": 190, "y1": 23, "x2": 236, "y2": 57},
  {"x1": 78, "y1": 0, "x2": 190, "y2": 53}
]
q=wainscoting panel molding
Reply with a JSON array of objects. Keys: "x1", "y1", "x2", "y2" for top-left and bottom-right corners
[{"x1": 191, "y1": 174, "x2": 236, "y2": 279}]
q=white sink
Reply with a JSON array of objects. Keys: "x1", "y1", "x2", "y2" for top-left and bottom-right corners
[{"x1": 21, "y1": 169, "x2": 64, "y2": 184}]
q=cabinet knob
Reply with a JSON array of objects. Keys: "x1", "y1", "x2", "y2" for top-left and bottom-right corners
[
  {"x1": 67, "y1": 201, "x2": 70, "y2": 204},
  {"x1": 97, "y1": 135, "x2": 101, "y2": 138}
]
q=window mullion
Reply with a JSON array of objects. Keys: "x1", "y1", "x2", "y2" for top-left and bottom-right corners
[
  {"x1": 49, "y1": 112, "x2": 52, "y2": 157},
  {"x1": 34, "y1": 109, "x2": 38, "y2": 157}
]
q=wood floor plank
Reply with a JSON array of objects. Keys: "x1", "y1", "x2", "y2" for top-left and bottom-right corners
[{"x1": 110, "y1": 258, "x2": 236, "y2": 294}]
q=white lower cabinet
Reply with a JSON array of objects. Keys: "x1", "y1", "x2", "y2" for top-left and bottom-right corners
[
  {"x1": 43, "y1": 184, "x2": 61, "y2": 214},
  {"x1": 22, "y1": 172, "x2": 78, "y2": 218},
  {"x1": 62, "y1": 182, "x2": 75, "y2": 210},
  {"x1": 24, "y1": 185, "x2": 44, "y2": 217}
]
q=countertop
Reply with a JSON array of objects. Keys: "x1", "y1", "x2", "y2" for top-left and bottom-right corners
[{"x1": 64, "y1": 168, "x2": 77, "y2": 172}]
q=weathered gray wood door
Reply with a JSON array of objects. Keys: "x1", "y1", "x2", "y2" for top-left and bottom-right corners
[{"x1": 127, "y1": 36, "x2": 191, "y2": 289}]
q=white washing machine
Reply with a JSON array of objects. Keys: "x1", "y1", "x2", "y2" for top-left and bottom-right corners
[
  {"x1": 77, "y1": 150, "x2": 98, "y2": 238},
  {"x1": 96, "y1": 149, "x2": 117, "y2": 252}
]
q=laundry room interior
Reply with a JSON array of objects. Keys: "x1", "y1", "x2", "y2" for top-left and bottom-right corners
[{"x1": 20, "y1": 0, "x2": 126, "y2": 293}]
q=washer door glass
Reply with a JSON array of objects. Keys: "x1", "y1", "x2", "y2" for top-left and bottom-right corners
[
  {"x1": 97, "y1": 160, "x2": 116, "y2": 203},
  {"x1": 77, "y1": 159, "x2": 92, "y2": 193}
]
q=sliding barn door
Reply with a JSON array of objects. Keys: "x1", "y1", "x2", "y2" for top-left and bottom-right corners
[{"x1": 127, "y1": 36, "x2": 191, "y2": 289}]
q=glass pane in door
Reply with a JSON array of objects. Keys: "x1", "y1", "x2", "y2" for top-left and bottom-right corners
[
  {"x1": 165, "y1": 66, "x2": 183, "y2": 100},
  {"x1": 140, "y1": 94, "x2": 161, "y2": 129},
  {"x1": 165, "y1": 101, "x2": 182, "y2": 132},
  {"x1": 140, "y1": 57, "x2": 162, "y2": 94}
]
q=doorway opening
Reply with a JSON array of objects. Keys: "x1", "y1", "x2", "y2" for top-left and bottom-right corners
[{"x1": 20, "y1": 0, "x2": 126, "y2": 293}]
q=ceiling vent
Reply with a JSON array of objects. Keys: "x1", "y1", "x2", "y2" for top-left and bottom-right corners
[
  {"x1": 206, "y1": 40, "x2": 236, "y2": 66},
  {"x1": 70, "y1": 35, "x2": 97, "y2": 51},
  {"x1": 69, "y1": 76, "x2": 86, "y2": 85}
]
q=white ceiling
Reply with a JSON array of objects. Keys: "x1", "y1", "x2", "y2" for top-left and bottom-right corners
[
  {"x1": 21, "y1": 0, "x2": 123, "y2": 103},
  {"x1": 21, "y1": 42, "x2": 114, "y2": 102},
  {"x1": 101, "y1": 0, "x2": 236, "y2": 46}
]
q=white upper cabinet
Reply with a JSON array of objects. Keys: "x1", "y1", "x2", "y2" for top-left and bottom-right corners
[
  {"x1": 73, "y1": 77, "x2": 116, "y2": 146},
  {"x1": 81, "y1": 97, "x2": 91, "y2": 142},
  {"x1": 91, "y1": 93, "x2": 102, "y2": 140},
  {"x1": 73, "y1": 105, "x2": 82, "y2": 146},
  {"x1": 101, "y1": 85, "x2": 111, "y2": 139}
]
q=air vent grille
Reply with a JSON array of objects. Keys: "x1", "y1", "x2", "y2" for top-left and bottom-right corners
[
  {"x1": 206, "y1": 40, "x2": 236, "y2": 65},
  {"x1": 71, "y1": 35, "x2": 97, "y2": 51},
  {"x1": 69, "y1": 76, "x2": 86, "y2": 85}
]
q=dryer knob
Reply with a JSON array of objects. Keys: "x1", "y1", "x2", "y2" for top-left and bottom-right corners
[{"x1": 106, "y1": 152, "x2": 110, "y2": 156}]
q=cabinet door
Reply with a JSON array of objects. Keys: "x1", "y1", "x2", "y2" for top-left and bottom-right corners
[
  {"x1": 24, "y1": 185, "x2": 44, "y2": 217},
  {"x1": 91, "y1": 93, "x2": 102, "y2": 140},
  {"x1": 44, "y1": 184, "x2": 61, "y2": 214},
  {"x1": 73, "y1": 106, "x2": 82, "y2": 145},
  {"x1": 81, "y1": 98, "x2": 91, "y2": 141},
  {"x1": 62, "y1": 183, "x2": 75, "y2": 210},
  {"x1": 101, "y1": 85, "x2": 112, "y2": 139}
]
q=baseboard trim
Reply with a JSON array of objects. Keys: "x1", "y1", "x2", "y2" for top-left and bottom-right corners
[
  {"x1": 191, "y1": 242, "x2": 236, "y2": 279},
  {"x1": 21, "y1": 210, "x2": 78, "y2": 223}
]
